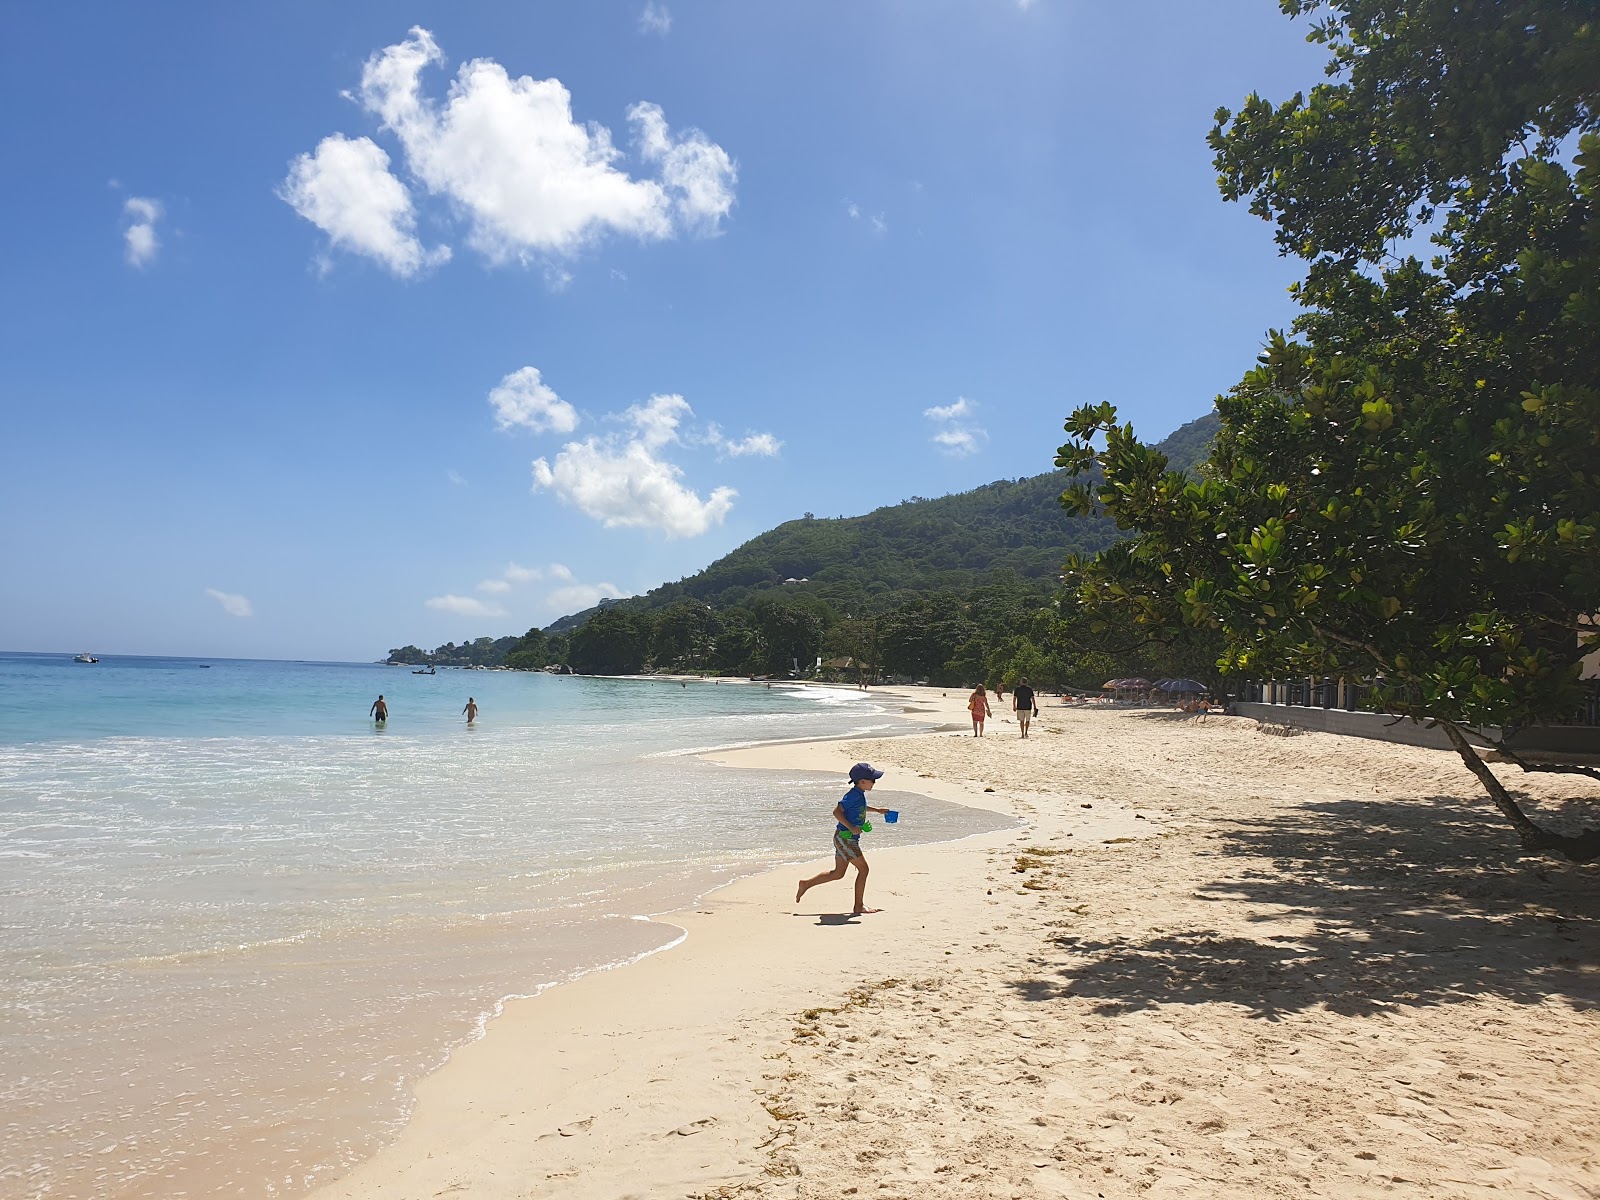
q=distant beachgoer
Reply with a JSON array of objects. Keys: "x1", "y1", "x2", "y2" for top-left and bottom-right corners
[
  {"x1": 994, "y1": 683, "x2": 1005, "y2": 703},
  {"x1": 1012, "y1": 678, "x2": 1038, "y2": 738},
  {"x1": 795, "y1": 763, "x2": 890, "y2": 914},
  {"x1": 462, "y1": 697, "x2": 478, "y2": 724},
  {"x1": 370, "y1": 695, "x2": 388, "y2": 724},
  {"x1": 967, "y1": 686, "x2": 992, "y2": 737}
]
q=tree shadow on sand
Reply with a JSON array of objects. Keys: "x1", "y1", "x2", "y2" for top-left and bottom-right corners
[{"x1": 1007, "y1": 790, "x2": 1600, "y2": 1020}]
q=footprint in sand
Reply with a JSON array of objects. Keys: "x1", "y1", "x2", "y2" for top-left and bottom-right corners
[{"x1": 672, "y1": 1117, "x2": 719, "y2": 1136}]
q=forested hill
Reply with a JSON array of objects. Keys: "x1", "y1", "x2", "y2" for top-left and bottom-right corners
[{"x1": 592, "y1": 409, "x2": 1220, "y2": 620}]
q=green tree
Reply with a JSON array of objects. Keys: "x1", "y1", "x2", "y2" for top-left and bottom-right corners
[
  {"x1": 651, "y1": 601, "x2": 723, "y2": 672},
  {"x1": 504, "y1": 627, "x2": 548, "y2": 670},
  {"x1": 750, "y1": 594, "x2": 828, "y2": 675},
  {"x1": 567, "y1": 608, "x2": 651, "y2": 674},
  {"x1": 1061, "y1": 1, "x2": 1600, "y2": 859}
]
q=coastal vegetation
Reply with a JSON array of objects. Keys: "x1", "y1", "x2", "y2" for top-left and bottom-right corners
[
  {"x1": 390, "y1": 414, "x2": 1220, "y2": 686},
  {"x1": 1058, "y1": 0, "x2": 1600, "y2": 859}
]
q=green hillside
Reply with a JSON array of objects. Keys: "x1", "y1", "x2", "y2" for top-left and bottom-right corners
[
  {"x1": 620, "y1": 409, "x2": 1219, "y2": 616},
  {"x1": 393, "y1": 410, "x2": 1219, "y2": 680}
]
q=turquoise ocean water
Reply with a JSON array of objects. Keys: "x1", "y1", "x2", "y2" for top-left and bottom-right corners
[{"x1": 0, "y1": 653, "x2": 1005, "y2": 1200}]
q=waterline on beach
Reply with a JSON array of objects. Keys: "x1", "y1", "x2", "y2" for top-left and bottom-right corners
[{"x1": 0, "y1": 658, "x2": 1002, "y2": 1199}]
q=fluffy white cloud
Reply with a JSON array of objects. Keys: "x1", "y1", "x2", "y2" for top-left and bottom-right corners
[
  {"x1": 447, "y1": 468, "x2": 467, "y2": 486},
  {"x1": 280, "y1": 134, "x2": 450, "y2": 277},
  {"x1": 425, "y1": 593, "x2": 507, "y2": 618},
  {"x1": 204, "y1": 588, "x2": 253, "y2": 617},
  {"x1": 477, "y1": 579, "x2": 513, "y2": 594},
  {"x1": 626, "y1": 391, "x2": 691, "y2": 449},
  {"x1": 628, "y1": 102, "x2": 736, "y2": 234},
  {"x1": 923, "y1": 397, "x2": 972, "y2": 422},
  {"x1": 504, "y1": 562, "x2": 543, "y2": 583},
  {"x1": 489, "y1": 366, "x2": 580, "y2": 434},
  {"x1": 547, "y1": 579, "x2": 628, "y2": 612},
  {"x1": 123, "y1": 197, "x2": 162, "y2": 267},
  {"x1": 637, "y1": 2, "x2": 672, "y2": 35},
  {"x1": 924, "y1": 396, "x2": 987, "y2": 457},
  {"x1": 340, "y1": 27, "x2": 735, "y2": 266},
  {"x1": 705, "y1": 425, "x2": 782, "y2": 458},
  {"x1": 530, "y1": 394, "x2": 738, "y2": 538}
]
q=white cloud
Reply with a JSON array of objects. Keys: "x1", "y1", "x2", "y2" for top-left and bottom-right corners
[
  {"x1": 628, "y1": 102, "x2": 736, "y2": 234},
  {"x1": 924, "y1": 395, "x2": 987, "y2": 457},
  {"x1": 204, "y1": 588, "x2": 253, "y2": 618},
  {"x1": 705, "y1": 425, "x2": 782, "y2": 458},
  {"x1": 448, "y1": 468, "x2": 468, "y2": 486},
  {"x1": 530, "y1": 394, "x2": 739, "y2": 538},
  {"x1": 504, "y1": 562, "x2": 543, "y2": 583},
  {"x1": 477, "y1": 579, "x2": 513, "y2": 594},
  {"x1": 842, "y1": 199, "x2": 886, "y2": 235},
  {"x1": 425, "y1": 593, "x2": 507, "y2": 618},
  {"x1": 923, "y1": 397, "x2": 972, "y2": 422},
  {"x1": 626, "y1": 391, "x2": 691, "y2": 449},
  {"x1": 330, "y1": 26, "x2": 735, "y2": 268},
  {"x1": 547, "y1": 580, "x2": 628, "y2": 612},
  {"x1": 547, "y1": 562, "x2": 576, "y2": 582},
  {"x1": 637, "y1": 2, "x2": 672, "y2": 35},
  {"x1": 489, "y1": 366, "x2": 580, "y2": 434},
  {"x1": 123, "y1": 197, "x2": 163, "y2": 267},
  {"x1": 933, "y1": 427, "x2": 983, "y2": 455},
  {"x1": 280, "y1": 134, "x2": 450, "y2": 277}
]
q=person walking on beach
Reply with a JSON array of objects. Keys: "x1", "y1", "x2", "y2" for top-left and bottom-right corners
[
  {"x1": 1012, "y1": 678, "x2": 1038, "y2": 738},
  {"x1": 462, "y1": 697, "x2": 478, "y2": 724},
  {"x1": 370, "y1": 695, "x2": 388, "y2": 725},
  {"x1": 967, "y1": 685, "x2": 992, "y2": 736},
  {"x1": 795, "y1": 763, "x2": 891, "y2": 914}
]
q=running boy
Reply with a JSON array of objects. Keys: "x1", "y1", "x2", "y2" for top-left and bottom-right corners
[{"x1": 795, "y1": 762, "x2": 891, "y2": 914}]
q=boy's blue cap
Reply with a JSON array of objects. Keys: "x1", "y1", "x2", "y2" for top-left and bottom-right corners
[{"x1": 849, "y1": 762, "x2": 884, "y2": 782}]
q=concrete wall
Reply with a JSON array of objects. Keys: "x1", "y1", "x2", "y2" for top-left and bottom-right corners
[{"x1": 1231, "y1": 702, "x2": 1600, "y2": 759}]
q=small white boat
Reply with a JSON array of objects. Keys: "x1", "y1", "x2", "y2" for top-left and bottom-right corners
[{"x1": 73, "y1": 653, "x2": 99, "y2": 663}]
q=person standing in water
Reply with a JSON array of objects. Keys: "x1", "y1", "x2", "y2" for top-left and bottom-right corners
[
  {"x1": 462, "y1": 697, "x2": 478, "y2": 724},
  {"x1": 967, "y1": 685, "x2": 992, "y2": 736},
  {"x1": 795, "y1": 763, "x2": 891, "y2": 914},
  {"x1": 370, "y1": 695, "x2": 388, "y2": 725}
]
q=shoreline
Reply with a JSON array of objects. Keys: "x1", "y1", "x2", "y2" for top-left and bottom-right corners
[
  {"x1": 308, "y1": 691, "x2": 1600, "y2": 1200},
  {"x1": 306, "y1": 686, "x2": 1031, "y2": 1200}
]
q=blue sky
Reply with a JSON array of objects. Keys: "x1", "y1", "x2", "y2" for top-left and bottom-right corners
[{"x1": 0, "y1": 1, "x2": 1326, "y2": 661}]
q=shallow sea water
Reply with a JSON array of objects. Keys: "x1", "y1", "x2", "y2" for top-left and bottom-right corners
[{"x1": 0, "y1": 654, "x2": 1007, "y2": 1199}]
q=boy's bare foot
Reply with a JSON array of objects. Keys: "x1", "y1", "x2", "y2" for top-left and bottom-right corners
[
  {"x1": 795, "y1": 881, "x2": 807, "y2": 904},
  {"x1": 853, "y1": 906, "x2": 882, "y2": 914}
]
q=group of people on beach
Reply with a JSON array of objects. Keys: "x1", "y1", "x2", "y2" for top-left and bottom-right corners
[
  {"x1": 965, "y1": 679, "x2": 1039, "y2": 737},
  {"x1": 368, "y1": 695, "x2": 478, "y2": 726}
]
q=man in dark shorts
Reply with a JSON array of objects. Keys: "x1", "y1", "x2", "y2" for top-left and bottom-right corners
[
  {"x1": 370, "y1": 695, "x2": 388, "y2": 724},
  {"x1": 795, "y1": 762, "x2": 892, "y2": 914},
  {"x1": 1012, "y1": 678, "x2": 1038, "y2": 738}
]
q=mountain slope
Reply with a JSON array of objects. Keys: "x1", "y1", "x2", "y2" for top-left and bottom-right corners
[{"x1": 576, "y1": 410, "x2": 1219, "y2": 622}]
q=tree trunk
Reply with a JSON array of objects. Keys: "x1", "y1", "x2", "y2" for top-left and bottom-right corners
[{"x1": 1441, "y1": 722, "x2": 1600, "y2": 863}]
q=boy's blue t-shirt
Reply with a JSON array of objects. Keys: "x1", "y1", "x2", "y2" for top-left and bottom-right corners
[{"x1": 836, "y1": 785, "x2": 868, "y2": 833}]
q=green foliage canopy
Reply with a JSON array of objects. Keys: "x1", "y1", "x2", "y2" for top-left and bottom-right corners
[{"x1": 1062, "y1": 0, "x2": 1600, "y2": 860}]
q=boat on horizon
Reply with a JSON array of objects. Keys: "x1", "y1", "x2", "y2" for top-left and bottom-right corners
[
  {"x1": 412, "y1": 666, "x2": 436, "y2": 675},
  {"x1": 72, "y1": 653, "x2": 98, "y2": 664}
]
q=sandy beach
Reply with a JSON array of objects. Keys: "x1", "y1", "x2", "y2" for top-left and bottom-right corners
[{"x1": 309, "y1": 688, "x2": 1600, "y2": 1200}]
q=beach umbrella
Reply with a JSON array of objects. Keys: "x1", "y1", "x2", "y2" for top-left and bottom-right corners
[
  {"x1": 1155, "y1": 678, "x2": 1207, "y2": 693},
  {"x1": 1109, "y1": 677, "x2": 1152, "y2": 690}
]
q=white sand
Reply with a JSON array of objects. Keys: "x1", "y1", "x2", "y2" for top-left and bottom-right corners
[{"x1": 309, "y1": 689, "x2": 1600, "y2": 1200}]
